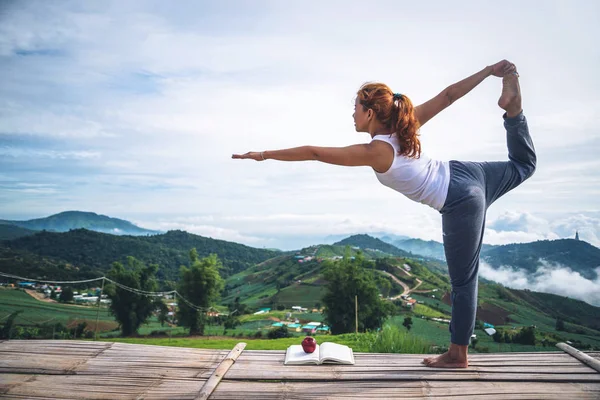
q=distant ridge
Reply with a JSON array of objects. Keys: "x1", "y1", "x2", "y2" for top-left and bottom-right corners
[
  {"x1": 334, "y1": 234, "x2": 411, "y2": 257},
  {"x1": 0, "y1": 211, "x2": 160, "y2": 236}
]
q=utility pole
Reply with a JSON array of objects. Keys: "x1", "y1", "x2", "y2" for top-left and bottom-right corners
[
  {"x1": 94, "y1": 277, "x2": 105, "y2": 341},
  {"x1": 355, "y1": 295, "x2": 358, "y2": 334}
]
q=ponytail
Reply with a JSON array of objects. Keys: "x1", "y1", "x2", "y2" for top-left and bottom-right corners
[{"x1": 393, "y1": 94, "x2": 421, "y2": 158}]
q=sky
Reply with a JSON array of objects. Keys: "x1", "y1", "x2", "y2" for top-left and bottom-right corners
[{"x1": 1, "y1": 0, "x2": 600, "y2": 253}]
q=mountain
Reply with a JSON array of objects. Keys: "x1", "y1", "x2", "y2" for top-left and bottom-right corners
[
  {"x1": 390, "y1": 238, "x2": 497, "y2": 261},
  {"x1": 0, "y1": 228, "x2": 279, "y2": 282},
  {"x1": 222, "y1": 249, "x2": 600, "y2": 338},
  {"x1": 0, "y1": 224, "x2": 36, "y2": 240},
  {"x1": 0, "y1": 211, "x2": 160, "y2": 236},
  {"x1": 323, "y1": 232, "x2": 410, "y2": 245},
  {"x1": 480, "y1": 239, "x2": 600, "y2": 280},
  {"x1": 370, "y1": 232, "x2": 411, "y2": 245},
  {"x1": 2, "y1": 223, "x2": 600, "y2": 344},
  {"x1": 333, "y1": 234, "x2": 412, "y2": 257},
  {"x1": 393, "y1": 238, "x2": 447, "y2": 260}
]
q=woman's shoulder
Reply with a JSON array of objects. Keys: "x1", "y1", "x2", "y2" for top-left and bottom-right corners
[{"x1": 370, "y1": 133, "x2": 398, "y2": 144}]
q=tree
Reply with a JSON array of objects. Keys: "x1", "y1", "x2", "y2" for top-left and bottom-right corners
[
  {"x1": 0, "y1": 311, "x2": 22, "y2": 339},
  {"x1": 267, "y1": 326, "x2": 291, "y2": 339},
  {"x1": 177, "y1": 249, "x2": 224, "y2": 335},
  {"x1": 223, "y1": 314, "x2": 240, "y2": 330},
  {"x1": 402, "y1": 316, "x2": 413, "y2": 331},
  {"x1": 229, "y1": 297, "x2": 249, "y2": 315},
  {"x1": 514, "y1": 326, "x2": 536, "y2": 345},
  {"x1": 556, "y1": 318, "x2": 565, "y2": 331},
  {"x1": 156, "y1": 301, "x2": 169, "y2": 327},
  {"x1": 322, "y1": 251, "x2": 392, "y2": 334},
  {"x1": 59, "y1": 287, "x2": 74, "y2": 303},
  {"x1": 105, "y1": 257, "x2": 159, "y2": 337},
  {"x1": 379, "y1": 277, "x2": 392, "y2": 298}
]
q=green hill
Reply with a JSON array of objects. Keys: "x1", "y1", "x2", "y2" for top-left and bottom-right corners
[
  {"x1": 390, "y1": 238, "x2": 497, "y2": 261},
  {"x1": 0, "y1": 224, "x2": 36, "y2": 241},
  {"x1": 219, "y1": 249, "x2": 600, "y2": 339},
  {"x1": 1, "y1": 229, "x2": 279, "y2": 281},
  {"x1": 334, "y1": 234, "x2": 411, "y2": 257},
  {"x1": 0, "y1": 211, "x2": 160, "y2": 236},
  {"x1": 392, "y1": 238, "x2": 446, "y2": 260},
  {"x1": 480, "y1": 239, "x2": 600, "y2": 280}
]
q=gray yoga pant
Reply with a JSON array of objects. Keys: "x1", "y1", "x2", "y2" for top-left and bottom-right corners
[{"x1": 439, "y1": 111, "x2": 536, "y2": 346}]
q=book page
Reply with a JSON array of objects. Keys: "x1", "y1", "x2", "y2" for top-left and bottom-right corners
[
  {"x1": 284, "y1": 344, "x2": 320, "y2": 365},
  {"x1": 319, "y1": 342, "x2": 355, "y2": 364}
]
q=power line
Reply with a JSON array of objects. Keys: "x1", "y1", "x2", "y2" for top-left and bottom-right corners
[
  {"x1": 0, "y1": 271, "x2": 213, "y2": 312},
  {"x1": 0, "y1": 272, "x2": 104, "y2": 284},
  {"x1": 104, "y1": 277, "x2": 176, "y2": 297}
]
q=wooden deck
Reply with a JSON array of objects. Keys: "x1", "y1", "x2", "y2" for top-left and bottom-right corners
[{"x1": 1, "y1": 340, "x2": 599, "y2": 399}]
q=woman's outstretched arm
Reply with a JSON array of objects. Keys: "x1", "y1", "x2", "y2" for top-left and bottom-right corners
[
  {"x1": 414, "y1": 60, "x2": 516, "y2": 127},
  {"x1": 232, "y1": 141, "x2": 392, "y2": 170}
]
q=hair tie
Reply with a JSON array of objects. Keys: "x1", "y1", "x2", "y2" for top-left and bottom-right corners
[{"x1": 393, "y1": 93, "x2": 403, "y2": 101}]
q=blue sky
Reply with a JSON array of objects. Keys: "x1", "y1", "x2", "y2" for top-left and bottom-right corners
[{"x1": 1, "y1": 0, "x2": 599, "y2": 251}]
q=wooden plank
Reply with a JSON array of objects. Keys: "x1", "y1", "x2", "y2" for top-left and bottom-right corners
[
  {"x1": 233, "y1": 355, "x2": 597, "y2": 372},
  {"x1": 195, "y1": 342, "x2": 246, "y2": 400},
  {"x1": 237, "y1": 350, "x2": 587, "y2": 366},
  {"x1": 225, "y1": 364, "x2": 600, "y2": 382},
  {"x1": 0, "y1": 374, "x2": 208, "y2": 400},
  {"x1": 2, "y1": 341, "x2": 600, "y2": 400},
  {"x1": 210, "y1": 380, "x2": 600, "y2": 399},
  {"x1": 557, "y1": 343, "x2": 600, "y2": 373},
  {"x1": 237, "y1": 349, "x2": 582, "y2": 362}
]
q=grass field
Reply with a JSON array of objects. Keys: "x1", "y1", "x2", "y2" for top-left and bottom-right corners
[
  {"x1": 0, "y1": 288, "x2": 116, "y2": 330},
  {"x1": 271, "y1": 284, "x2": 326, "y2": 308},
  {"x1": 103, "y1": 333, "x2": 365, "y2": 351},
  {"x1": 3, "y1": 286, "x2": 599, "y2": 352},
  {"x1": 102, "y1": 329, "x2": 427, "y2": 353},
  {"x1": 413, "y1": 304, "x2": 451, "y2": 319}
]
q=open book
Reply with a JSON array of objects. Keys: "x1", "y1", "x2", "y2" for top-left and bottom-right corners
[{"x1": 284, "y1": 342, "x2": 355, "y2": 365}]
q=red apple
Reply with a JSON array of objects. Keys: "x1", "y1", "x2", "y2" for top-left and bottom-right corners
[{"x1": 301, "y1": 336, "x2": 317, "y2": 353}]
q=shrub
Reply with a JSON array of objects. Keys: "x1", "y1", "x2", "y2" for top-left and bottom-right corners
[
  {"x1": 0, "y1": 310, "x2": 24, "y2": 339},
  {"x1": 368, "y1": 324, "x2": 429, "y2": 354},
  {"x1": 267, "y1": 326, "x2": 291, "y2": 339}
]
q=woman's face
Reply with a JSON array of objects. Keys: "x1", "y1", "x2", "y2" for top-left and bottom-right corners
[{"x1": 353, "y1": 98, "x2": 370, "y2": 132}]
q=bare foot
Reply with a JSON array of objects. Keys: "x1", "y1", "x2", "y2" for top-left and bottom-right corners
[
  {"x1": 421, "y1": 350, "x2": 468, "y2": 368},
  {"x1": 498, "y1": 73, "x2": 522, "y2": 118},
  {"x1": 421, "y1": 343, "x2": 469, "y2": 368}
]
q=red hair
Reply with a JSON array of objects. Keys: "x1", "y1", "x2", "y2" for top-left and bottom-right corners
[{"x1": 357, "y1": 82, "x2": 421, "y2": 158}]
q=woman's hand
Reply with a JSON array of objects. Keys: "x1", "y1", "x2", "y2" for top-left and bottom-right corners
[
  {"x1": 490, "y1": 60, "x2": 517, "y2": 77},
  {"x1": 231, "y1": 152, "x2": 265, "y2": 161}
]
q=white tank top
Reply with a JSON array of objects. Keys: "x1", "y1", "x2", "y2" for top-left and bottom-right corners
[{"x1": 371, "y1": 134, "x2": 450, "y2": 211}]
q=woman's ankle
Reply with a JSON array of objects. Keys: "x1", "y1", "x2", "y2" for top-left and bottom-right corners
[{"x1": 449, "y1": 343, "x2": 469, "y2": 359}]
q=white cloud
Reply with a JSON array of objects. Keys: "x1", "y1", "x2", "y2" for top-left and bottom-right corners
[
  {"x1": 0, "y1": 147, "x2": 101, "y2": 160},
  {"x1": 145, "y1": 220, "x2": 267, "y2": 245},
  {"x1": 480, "y1": 261, "x2": 600, "y2": 307},
  {"x1": 1, "y1": 1, "x2": 599, "y2": 251},
  {"x1": 486, "y1": 211, "x2": 600, "y2": 247}
]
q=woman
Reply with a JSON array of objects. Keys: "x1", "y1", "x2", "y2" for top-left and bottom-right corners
[{"x1": 232, "y1": 60, "x2": 536, "y2": 368}]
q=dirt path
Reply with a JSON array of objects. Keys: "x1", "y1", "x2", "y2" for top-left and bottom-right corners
[
  {"x1": 24, "y1": 289, "x2": 93, "y2": 309},
  {"x1": 378, "y1": 268, "x2": 428, "y2": 300},
  {"x1": 24, "y1": 289, "x2": 57, "y2": 303},
  {"x1": 378, "y1": 271, "x2": 410, "y2": 299},
  {"x1": 400, "y1": 264, "x2": 413, "y2": 276},
  {"x1": 408, "y1": 279, "x2": 423, "y2": 293}
]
